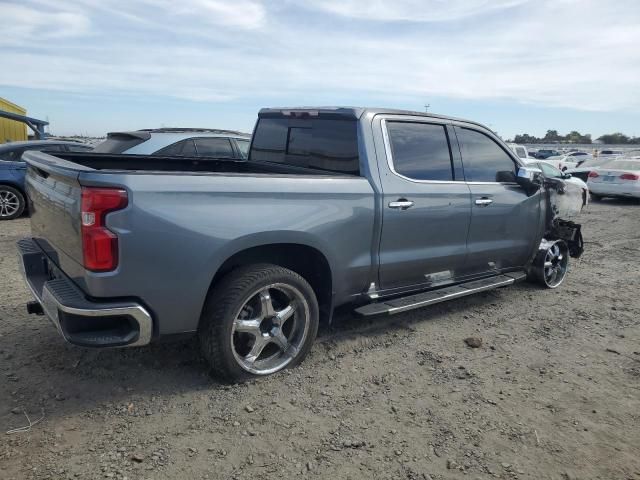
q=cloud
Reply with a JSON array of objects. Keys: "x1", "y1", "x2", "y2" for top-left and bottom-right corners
[
  {"x1": 1, "y1": 0, "x2": 639, "y2": 114},
  {"x1": 0, "y1": 3, "x2": 90, "y2": 46},
  {"x1": 299, "y1": 0, "x2": 528, "y2": 22}
]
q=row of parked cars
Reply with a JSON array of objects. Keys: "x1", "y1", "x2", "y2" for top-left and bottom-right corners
[
  {"x1": 508, "y1": 143, "x2": 640, "y2": 202},
  {"x1": 0, "y1": 128, "x2": 251, "y2": 220}
]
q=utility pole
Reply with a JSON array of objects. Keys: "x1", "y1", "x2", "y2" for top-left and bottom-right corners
[{"x1": 424, "y1": 104, "x2": 430, "y2": 113}]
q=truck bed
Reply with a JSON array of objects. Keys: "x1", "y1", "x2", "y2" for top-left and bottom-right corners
[{"x1": 38, "y1": 152, "x2": 351, "y2": 176}]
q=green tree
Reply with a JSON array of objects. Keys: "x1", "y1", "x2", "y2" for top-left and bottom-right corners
[
  {"x1": 543, "y1": 130, "x2": 561, "y2": 142},
  {"x1": 597, "y1": 133, "x2": 630, "y2": 144}
]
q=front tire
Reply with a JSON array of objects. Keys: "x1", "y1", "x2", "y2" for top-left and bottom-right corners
[
  {"x1": 591, "y1": 193, "x2": 603, "y2": 201},
  {"x1": 0, "y1": 185, "x2": 25, "y2": 220},
  {"x1": 531, "y1": 240, "x2": 569, "y2": 289},
  {"x1": 198, "y1": 264, "x2": 319, "y2": 382}
]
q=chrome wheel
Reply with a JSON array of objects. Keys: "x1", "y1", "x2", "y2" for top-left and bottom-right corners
[
  {"x1": 0, "y1": 190, "x2": 20, "y2": 218},
  {"x1": 231, "y1": 283, "x2": 310, "y2": 375},
  {"x1": 542, "y1": 241, "x2": 569, "y2": 288}
]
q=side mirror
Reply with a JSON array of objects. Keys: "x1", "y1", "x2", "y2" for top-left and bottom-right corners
[
  {"x1": 562, "y1": 173, "x2": 572, "y2": 179},
  {"x1": 516, "y1": 166, "x2": 543, "y2": 194}
]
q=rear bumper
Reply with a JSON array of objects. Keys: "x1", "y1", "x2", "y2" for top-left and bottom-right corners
[
  {"x1": 17, "y1": 238, "x2": 153, "y2": 348},
  {"x1": 589, "y1": 182, "x2": 640, "y2": 198}
]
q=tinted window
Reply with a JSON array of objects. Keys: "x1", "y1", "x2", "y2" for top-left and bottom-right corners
[
  {"x1": 386, "y1": 122, "x2": 453, "y2": 181},
  {"x1": 457, "y1": 128, "x2": 516, "y2": 182},
  {"x1": 0, "y1": 149, "x2": 23, "y2": 161},
  {"x1": 236, "y1": 139, "x2": 250, "y2": 159},
  {"x1": 194, "y1": 137, "x2": 234, "y2": 157},
  {"x1": 154, "y1": 140, "x2": 187, "y2": 156},
  {"x1": 181, "y1": 139, "x2": 197, "y2": 156},
  {"x1": 37, "y1": 144, "x2": 65, "y2": 153},
  {"x1": 538, "y1": 162, "x2": 562, "y2": 178},
  {"x1": 251, "y1": 118, "x2": 359, "y2": 175},
  {"x1": 66, "y1": 144, "x2": 92, "y2": 152}
]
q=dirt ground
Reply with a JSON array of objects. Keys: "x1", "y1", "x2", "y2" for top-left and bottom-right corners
[{"x1": 1, "y1": 199, "x2": 639, "y2": 480}]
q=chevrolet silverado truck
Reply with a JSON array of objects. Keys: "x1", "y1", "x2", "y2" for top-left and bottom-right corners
[{"x1": 17, "y1": 107, "x2": 584, "y2": 381}]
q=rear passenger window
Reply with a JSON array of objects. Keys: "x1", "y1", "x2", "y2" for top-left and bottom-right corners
[
  {"x1": 236, "y1": 139, "x2": 250, "y2": 159},
  {"x1": 194, "y1": 138, "x2": 234, "y2": 157},
  {"x1": 456, "y1": 128, "x2": 516, "y2": 182},
  {"x1": 386, "y1": 122, "x2": 454, "y2": 181},
  {"x1": 154, "y1": 140, "x2": 186, "y2": 156}
]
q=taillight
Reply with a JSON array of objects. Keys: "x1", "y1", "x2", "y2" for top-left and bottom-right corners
[
  {"x1": 81, "y1": 187, "x2": 128, "y2": 272},
  {"x1": 588, "y1": 171, "x2": 599, "y2": 178},
  {"x1": 620, "y1": 173, "x2": 640, "y2": 180}
]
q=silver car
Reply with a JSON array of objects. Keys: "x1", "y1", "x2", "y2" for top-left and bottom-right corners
[{"x1": 93, "y1": 128, "x2": 251, "y2": 159}]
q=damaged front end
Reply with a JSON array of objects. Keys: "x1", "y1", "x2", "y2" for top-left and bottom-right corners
[
  {"x1": 541, "y1": 177, "x2": 584, "y2": 259},
  {"x1": 518, "y1": 167, "x2": 585, "y2": 288}
]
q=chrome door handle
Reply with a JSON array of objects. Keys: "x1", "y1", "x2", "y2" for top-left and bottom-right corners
[
  {"x1": 474, "y1": 198, "x2": 493, "y2": 206},
  {"x1": 388, "y1": 200, "x2": 414, "y2": 210}
]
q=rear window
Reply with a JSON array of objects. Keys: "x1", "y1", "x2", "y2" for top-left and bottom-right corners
[
  {"x1": 515, "y1": 146, "x2": 527, "y2": 158},
  {"x1": 194, "y1": 137, "x2": 234, "y2": 158},
  {"x1": 93, "y1": 133, "x2": 149, "y2": 154},
  {"x1": 250, "y1": 118, "x2": 359, "y2": 175},
  {"x1": 386, "y1": 122, "x2": 454, "y2": 181},
  {"x1": 604, "y1": 161, "x2": 640, "y2": 170}
]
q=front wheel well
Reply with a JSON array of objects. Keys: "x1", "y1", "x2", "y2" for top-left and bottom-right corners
[{"x1": 206, "y1": 244, "x2": 333, "y2": 324}]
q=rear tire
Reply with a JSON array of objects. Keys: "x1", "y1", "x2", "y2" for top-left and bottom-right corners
[
  {"x1": 198, "y1": 264, "x2": 319, "y2": 382},
  {"x1": 0, "y1": 185, "x2": 25, "y2": 220}
]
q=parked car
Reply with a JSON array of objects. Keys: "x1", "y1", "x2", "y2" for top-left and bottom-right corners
[
  {"x1": 545, "y1": 151, "x2": 592, "y2": 169},
  {"x1": 0, "y1": 140, "x2": 93, "y2": 220},
  {"x1": 17, "y1": 107, "x2": 584, "y2": 381},
  {"x1": 507, "y1": 143, "x2": 530, "y2": 160},
  {"x1": 526, "y1": 160, "x2": 589, "y2": 206},
  {"x1": 93, "y1": 128, "x2": 251, "y2": 159},
  {"x1": 533, "y1": 149, "x2": 562, "y2": 159},
  {"x1": 598, "y1": 150, "x2": 624, "y2": 157},
  {"x1": 565, "y1": 156, "x2": 619, "y2": 182},
  {"x1": 587, "y1": 158, "x2": 640, "y2": 200},
  {"x1": 0, "y1": 139, "x2": 92, "y2": 161}
]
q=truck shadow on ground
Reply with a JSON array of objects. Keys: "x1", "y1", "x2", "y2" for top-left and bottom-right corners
[{"x1": 1, "y1": 282, "x2": 537, "y2": 429}]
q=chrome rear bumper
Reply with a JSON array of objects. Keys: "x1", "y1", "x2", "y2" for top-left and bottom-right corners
[{"x1": 17, "y1": 238, "x2": 153, "y2": 348}]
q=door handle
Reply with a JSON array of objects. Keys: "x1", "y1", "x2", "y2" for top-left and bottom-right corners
[
  {"x1": 474, "y1": 197, "x2": 493, "y2": 206},
  {"x1": 388, "y1": 199, "x2": 414, "y2": 210}
]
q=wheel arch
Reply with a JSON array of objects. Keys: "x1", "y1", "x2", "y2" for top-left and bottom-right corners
[{"x1": 203, "y1": 241, "x2": 335, "y2": 327}]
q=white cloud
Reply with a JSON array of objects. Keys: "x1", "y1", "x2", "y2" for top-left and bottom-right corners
[
  {"x1": 300, "y1": 0, "x2": 528, "y2": 22},
  {"x1": 1, "y1": 0, "x2": 639, "y2": 114},
  {"x1": 0, "y1": 3, "x2": 90, "y2": 46}
]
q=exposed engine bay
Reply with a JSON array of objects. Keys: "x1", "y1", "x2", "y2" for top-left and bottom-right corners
[{"x1": 528, "y1": 175, "x2": 585, "y2": 288}]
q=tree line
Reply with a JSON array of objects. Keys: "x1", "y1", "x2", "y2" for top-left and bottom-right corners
[{"x1": 511, "y1": 130, "x2": 640, "y2": 144}]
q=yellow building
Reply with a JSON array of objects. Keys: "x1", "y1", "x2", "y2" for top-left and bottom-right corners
[{"x1": 0, "y1": 97, "x2": 28, "y2": 144}]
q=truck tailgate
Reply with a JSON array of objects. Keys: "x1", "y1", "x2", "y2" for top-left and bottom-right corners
[{"x1": 24, "y1": 151, "x2": 85, "y2": 270}]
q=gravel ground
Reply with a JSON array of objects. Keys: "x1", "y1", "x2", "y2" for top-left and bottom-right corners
[{"x1": 1, "y1": 199, "x2": 639, "y2": 480}]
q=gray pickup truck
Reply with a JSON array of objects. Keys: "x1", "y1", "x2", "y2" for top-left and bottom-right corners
[{"x1": 17, "y1": 107, "x2": 583, "y2": 381}]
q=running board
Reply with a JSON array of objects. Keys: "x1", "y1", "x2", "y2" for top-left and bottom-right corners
[{"x1": 354, "y1": 272, "x2": 527, "y2": 317}]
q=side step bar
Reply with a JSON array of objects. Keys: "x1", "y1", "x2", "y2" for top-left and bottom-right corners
[{"x1": 354, "y1": 272, "x2": 527, "y2": 317}]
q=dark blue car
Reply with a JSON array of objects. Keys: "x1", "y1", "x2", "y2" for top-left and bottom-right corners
[{"x1": 0, "y1": 140, "x2": 92, "y2": 220}]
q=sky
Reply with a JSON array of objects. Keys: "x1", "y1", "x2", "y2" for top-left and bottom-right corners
[{"x1": 1, "y1": 0, "x2": 639, "y2": 139}]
